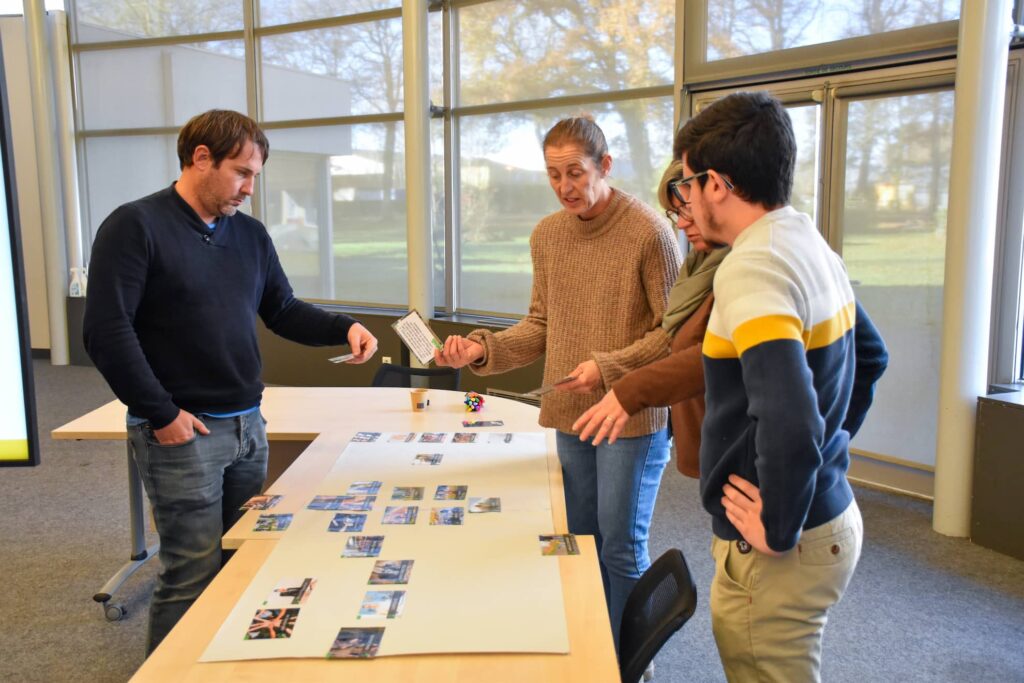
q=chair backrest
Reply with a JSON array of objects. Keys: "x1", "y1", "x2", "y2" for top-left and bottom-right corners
[
  {"x1": 618, "y1": 548, "x2": 698, "y2": 683},
  {"x1": 371, "y1": 363, "x2": 461, "y2": 391}
]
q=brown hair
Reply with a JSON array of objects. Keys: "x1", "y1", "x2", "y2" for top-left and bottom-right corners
[
  {"x1": 177, "y1": 109, "x2": 269, "y2": 169},
  {"x1": 542, "y1": 115, "x2": 609, "y2": 165},
  {"x1": 657, "y1": 159, "x2": 686, "y2": 212}
]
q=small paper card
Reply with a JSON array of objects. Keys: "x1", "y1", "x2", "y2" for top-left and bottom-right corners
[
  {"x1": 328, "y1": 352, "x2": 355, "y2": 364},
  {"x1": 462, "y1": 419, "x2": 504, "y2": 427},
  {"x1": 524, "y1": 375, "x2": 576, "y2": 397},
  {"x1": 539, "y1": 533, "x2": 580, "y2": 555},
  {"x1": 392, "y1": 309, "x2": 443, "y2": 365}
]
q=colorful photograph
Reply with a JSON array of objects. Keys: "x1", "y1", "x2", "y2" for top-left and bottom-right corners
[
  {"x1": 327, "y1": 627, "x2": 384, "y2": 659},
  {"x1": 335, "y1": 495, "x2": 376, "y2": 511},
  {"x1": 418, "y1": 432, "x2": 447, "y2": 443},
  {"x1": 239, "y1": 494, "x2": 282, "y2": 510},
  {"x1": 358, "y1": 590, "x2": 406, "y2": 619},
  {"x1": 343, "y1": 535, "x2": 385, "y2": 558},
  {"x1": 368, "y1": 560, "x2": 414, "y2": 585},
  {"x1": 244, "y1": 608, "x2": 299, "y2": 640},
  {"x1": 452, "y1": 432, "x2": 478, "y2": 444},
  {"x1": 391, "y1": 486, "x2": 424, "y2": 501},
  {"x1": 430, "y1": 507, "x2": 464, "y2": 526},
  {"x1": 328, "y1": 513, "x2": 367, "y2": 533},
  {"x1": 462, "y1": 419, "x2": 504, "y2": 428},
  {"x1": 253, "y1": 514, "x2": 292, "y2": 532},
  {"x1": 350, "y1": 432, "x2": 382, "y2": 443},
  {"x1": 388, "y1": 432, "x2": 416, "y2": 443},
  {"x1": 348, "y1": 480, "x2": 383, "y2": 495},
  {"x1": 434, "y1": 485, "x2": 468, "y2": 501},
  {"x1": 263, "y1": 578, "x2": 316, "y2": 606},
  {"x1": 382, "y1": 505, "x2": 418, "y2": 525},
  {"x1": 412, "y1": 453, "x2": 443, "y2": 466},
  {"x1": 468, "y1": 497, "x2": 501, "y2": 513},
  {"x1": 539, "y1": 533, "x2": 580, "y2": 556},
  {"x1": 307, "y1": 495, "x2": 346, "y2": 510}
]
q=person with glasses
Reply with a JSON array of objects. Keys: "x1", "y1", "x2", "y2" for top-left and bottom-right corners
[
  {"x1": 675, "y1": 91, "x2": 888, "y2": 682},
  {"x1": 434, "y1": 115, "x2": 681, "y2": 652},
  {"x1": 572, "y1": 159, "x2": 729, "y2": 489}
]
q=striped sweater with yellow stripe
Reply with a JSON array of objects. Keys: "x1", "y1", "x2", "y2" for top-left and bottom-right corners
[{"x1": 700, "y1": 206, "x2": 888, "y2": 553}]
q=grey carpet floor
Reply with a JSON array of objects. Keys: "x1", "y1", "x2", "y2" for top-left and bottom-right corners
[{"x1": 1, "y1": 359, "x2": 1022, "y2": 682}]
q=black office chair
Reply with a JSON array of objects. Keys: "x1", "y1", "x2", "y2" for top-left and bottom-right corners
[
  {"x1": 618, "y1": 548, "x2": 698, "y2": 683},
  {"x1": 371, "y1": 363, "x2": 461, "y2": 391}
]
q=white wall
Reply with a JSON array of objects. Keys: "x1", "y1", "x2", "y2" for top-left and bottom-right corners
[{"x1": 1, "y1": 16, "x2": 49, "y2": 350}]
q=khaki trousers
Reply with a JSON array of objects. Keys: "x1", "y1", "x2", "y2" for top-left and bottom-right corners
[{"x1": 710, "y1": 500, "x2": 863, "y2": 683}]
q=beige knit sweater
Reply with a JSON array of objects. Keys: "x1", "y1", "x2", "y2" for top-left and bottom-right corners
[{"x1": 468, "y1": 189, "x2": 682, "y2": 437}]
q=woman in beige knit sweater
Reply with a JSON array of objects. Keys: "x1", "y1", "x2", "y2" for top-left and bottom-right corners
[{"x1": 435, "y1": 117, "x2": 681, "y2": 651}]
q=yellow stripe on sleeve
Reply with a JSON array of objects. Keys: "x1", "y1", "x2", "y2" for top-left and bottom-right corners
[
  {"x1": 806, "y1": 301, "x2": 856, "y2": 350},
  {"x1": 732, "y1": 314, "x2": 804, "y2": 356},
  {"x1": 702, "y1": 330, "x2": 738, "y2": 359}
]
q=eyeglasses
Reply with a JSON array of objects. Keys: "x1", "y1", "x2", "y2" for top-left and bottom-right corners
[
  {"x1": 668, "y1": 171, "x2": 735, "y2": 205},
  {"x1": 664, "y1": 204, "x2": 692, "y2": 224}
]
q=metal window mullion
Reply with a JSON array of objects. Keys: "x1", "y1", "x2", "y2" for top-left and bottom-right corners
[
  {"x1": 444, "y1": 0, "x2": 458, "y2": 316},
  {"x1": 72, "y1": 30, "x2": 245, "y2": 52},
  {"x1": 450, "y1": 85, "x2": 674, "y2": 118},
  {"x1": 253, "y1": 7, "x2": 403, "y2": 37},
  {"x1": 823, "y1": 90, "x2": 850, "y2": 254},
  {"x1": 260, "y1": 113, "x2": 404, "y2": 129},
  {"x1": 242, "y1": 0, "x2": 263, "y2": 223}
]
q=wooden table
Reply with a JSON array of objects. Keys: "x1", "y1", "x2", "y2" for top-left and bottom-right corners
[{"x1": 53, "y1": 387, "x2": 618, "y2": 681}]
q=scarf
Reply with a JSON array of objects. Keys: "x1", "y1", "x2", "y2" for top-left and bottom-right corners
[{"x1": 661, "y1": 246, "x2": 730, "y2": 336}]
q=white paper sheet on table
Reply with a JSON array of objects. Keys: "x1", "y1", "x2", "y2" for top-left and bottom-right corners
[{"x1": 201, "y1": 431, "x2": 570, "y2": 661}]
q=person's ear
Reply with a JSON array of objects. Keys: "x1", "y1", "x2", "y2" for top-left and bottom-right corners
[
  {"x1": 192, "y1": 145, "x2": 213, "y2": 170},
  {"x1": 600, "y1": 154, "x2": 612, "y2": 177},
  {"x1": 707, "y1": 170, "x2": 731, "y2": 201}
]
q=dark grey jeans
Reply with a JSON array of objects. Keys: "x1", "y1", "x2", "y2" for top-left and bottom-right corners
[{"x1": 127, "y1": 411, "x2": 268, "y2": 654}]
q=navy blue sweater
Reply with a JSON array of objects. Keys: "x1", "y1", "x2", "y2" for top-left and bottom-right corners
[
  {"x1": 699, "y1": 207, "x2": 888, "y2": 552},
  {"x1": 84, "y1": 185, "x2": 355, "y2": 429}
]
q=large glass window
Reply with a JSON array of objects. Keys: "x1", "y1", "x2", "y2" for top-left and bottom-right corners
[
  {"x1": 705, "y1": 0, "x2": 960, "y2": 61},
  {"x1": 73, "y1": 0, "x2": 242, "y2": 42},
  {"x1": 258, "y1": 1, "x2": 400, "y2": 28},
  {"x1": 840, "y1": 89, "x2": 953, "y2": 467}
]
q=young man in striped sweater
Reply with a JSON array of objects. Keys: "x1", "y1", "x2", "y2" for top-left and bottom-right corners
[{"x1": 674, "y1": 92, "x2": 889, "y2": 682}]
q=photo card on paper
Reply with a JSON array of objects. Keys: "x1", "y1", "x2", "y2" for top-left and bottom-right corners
[
  {"x1": 239, "y1": 494, "x2": 282, "y2": 511},
  {"x1": 452, "y1": 432, "x2": 478, "y2": 444},
  {"x1": 382, "y1": 505, "x2": 418, "y2": 525},
  {"x1": 244, "y1": 608, "x2": 300, "y2": 640},
  {"x1": 462, "y1": 419, "x2": 504, "y2": 428},
  {"x1": 263, "y1": 578, "x2": 316, "y2": 607},
  {"x1": 430, "y1": 507, "x2": 464, "y2": 526},
  {"x1": 434, "y1": 485, "x2": 468, "y2": 501},
  {"x1": 327, "y1": 626, "x2": 385, "y2": 659},
  {"x1": 351, "y1": 431, "x2": 382, "y2": 443},
  {"x1": 488, "y1": 432, "x2": 514, "y2": 444},
  {"x1": 358, "y1": 590, "x2": 406, "y2": 619},
  {"x1": 418, "y1": 432, "x2": 447, "y2": 443},
  {"x1": 348, "y1": 481, "x2": 383, "y2": 495},
  {"x1": 343, "y1": 535, "x2": 385, "y2": 558},
  {"x1": 412, "y1": 453, "x2": 443, "y2": 466},
  {"x1": 328, "y1": 513, "x2": 367, "y2": 533},
  {"x1": 539, "y1": 533, "x2": 580, "y2": 556},
  {"x1": 368, "y1": 560, "x2": 414, "y2": 585},
  {"x1": 253, "y1": 514, "x2": 292, "y2": 532},
  {"x1": 388, "y1": 432, "x2": 417, "y2": 443},
  {"x1": 391, "y1": 486, "x2": 424, "y2": 501},
  {"x1": 336, "y1": 495, "x2": 376, "y2": 511},
  {"x1": 307, "y1": 495, "x2": 346, "y2": 511},
  {"x1": 468, "y1": 497, "x2": 501, "y2": 513}
]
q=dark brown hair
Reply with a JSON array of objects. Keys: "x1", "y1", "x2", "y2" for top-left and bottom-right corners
[
  {"x1": 542, "y1": 115, "x2": 609, "y2": 165},
  {"x1": 673, "y1": 91, "x2": 795, "y2": 209},
  {"x1": 177, "y1": 109, "x2": 269, "y2": 169}
]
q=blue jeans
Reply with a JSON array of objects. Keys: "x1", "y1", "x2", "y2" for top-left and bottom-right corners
[
  {"x1": 555, "y1": 428, "x2": 670, "y2": 652},
  {"x1": 127, "y1": 412, "x2": 268, "y2": 654}
]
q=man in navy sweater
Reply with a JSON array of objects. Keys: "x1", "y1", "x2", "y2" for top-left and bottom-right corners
[
  {"x1": 84, "y1": 110, "x2": 378, "y2": 653},
  {"x1": 673, "y1": 93, "x2": 888, "y2": 681}
]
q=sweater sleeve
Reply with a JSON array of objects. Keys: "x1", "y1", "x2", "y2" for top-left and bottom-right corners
[
  {"x1": 258, "y1": 238, "x2": 356, "y2": 346},
  {"x1": 591, "y1": 223, "x2": 681, "y2": 387},
  {"x1": 843, "y1": 300, "x2": 889, "y2": 438},
  {"x1": 466, "y1": 230, "x2": 548, "y2": 376},
  {"x1": 83, "y1": 206, "x2": 179, "y2": 428},
  {"x1": 715, "y1": 256, "x2": 824, "y2": 553}
]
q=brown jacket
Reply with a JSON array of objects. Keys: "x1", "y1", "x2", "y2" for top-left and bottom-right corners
[{"x1": 612, "y1": 294, "x2": 713, "y2": 478}]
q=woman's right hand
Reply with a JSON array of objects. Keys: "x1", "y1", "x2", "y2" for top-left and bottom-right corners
[
  {"x1": 434, "y1": 335, "x2": 485, "y2": 368},
  {"x1": 572, "y1": 388, "x2": 629, "y2": 445}
]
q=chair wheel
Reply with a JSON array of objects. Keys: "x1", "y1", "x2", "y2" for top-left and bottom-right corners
[{"x1": 104, "y1": 603, "x2": 126, "y2": 621}]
